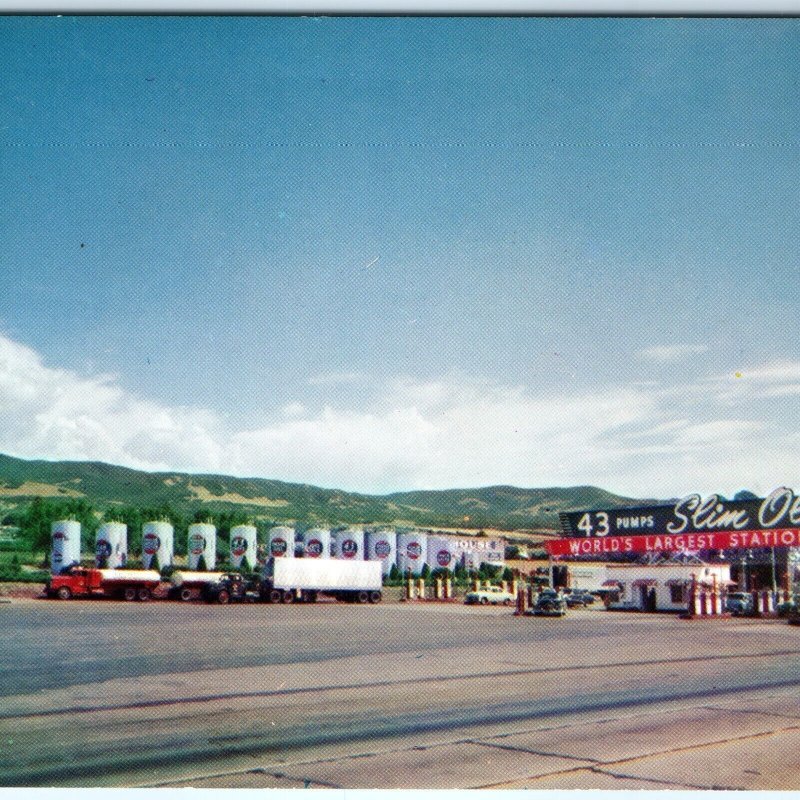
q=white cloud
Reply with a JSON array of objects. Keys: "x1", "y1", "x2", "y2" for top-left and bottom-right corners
[
  {"x1": 0, "y1": 333, "x2": 798, "y2": 499},
  {"x1": 0, "y1": 335, "x2": 224, "y2": 474},
  {"x1": 672, "y1": 419, "x2": 765, "y2": 447},
  {"x1": 637, "y1": 344, "x2": 709, "y2": 362},
  {"x1": 281, "y1": 402, "x2": 307, "y2": 418},
  {"x1": 734, "y1": 361, "x2": 800, "y2": 384}
]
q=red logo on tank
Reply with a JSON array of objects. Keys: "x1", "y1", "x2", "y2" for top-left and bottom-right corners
[
  {"x1": 341, "y1": 539, "x2": 358, "y2": 558},
  {"x1": 271, "y1": 537, "x2": 288, "y2": 556},
  {"x1": 231, "y1": 536, "x2": 247, "y2": 556},
  {"x1": 189, "y1": 535, "x2": 205, "y2": 555},
  {"x1": 407, "y1": 542, "x2": 422, "y2": 560},
  {"x1": 306, "y1": 539, "x2": 323, "y2": 557}
]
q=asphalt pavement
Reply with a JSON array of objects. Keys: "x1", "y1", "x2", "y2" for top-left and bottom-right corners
[{"x1": 1, "y1": 598, "x2": 799, "y2": 788}]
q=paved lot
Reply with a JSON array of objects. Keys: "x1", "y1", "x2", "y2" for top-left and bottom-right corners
[{"x1": 1, "y1": 597, "x2": 799, "y2": 788}]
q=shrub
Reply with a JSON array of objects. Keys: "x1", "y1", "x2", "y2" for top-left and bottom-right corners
[{"x1": 0, "y1": 565, "x2": 49, "y2": 583}]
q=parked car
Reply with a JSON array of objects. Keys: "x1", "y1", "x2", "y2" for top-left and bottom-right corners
[
  {"x1": 464, "y1": 585, "x2": 515, "y2": 606},
  {"x1": 777, "y1": 600, "x2": 797, "y2": 618},
  {"x1": 530, "y1": 589, "x2": 567, "y2": 617},
  {"x1": 725, "y1": 591, "x2": 754, "y2": 616},
  {"x1": 563, "y1": 590, "x2": 596, "y2": 608},
  {"x1": 203, "y1": 573, "x2": 259, "y2": 604}
]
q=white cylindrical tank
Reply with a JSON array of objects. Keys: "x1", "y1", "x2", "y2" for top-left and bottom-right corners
[
  {"x1": 366, "y1": 529, "x2": 397, "y2": 575},
  {"x1": 302, "y1": 528, "x2": 331, "y2": 559},
  {"x1": 169, "y1": 570, "x2": 226, "y2": 587},
  {"x1": 187, "y1": 523, "x2": 217, "y2": 570},
  {"x1": 229, "y1": 524, "x2": 258, "y2": 569},
  {"x1": 98, "y1": 569, "x2": 160, "y2": 583},
  {"x1": 141, "y1": 521, "x2": 174, "y2": 570},
  {"x1": 333, "y1": 528, "x2": 364, "y2": 560},
  {"x1": 427, "y1": 536, "x2": 457, "y2": 572},
  {"x1": 268, "y1": 526, "x2": 295, "y2": 559},
  {"x1": 95, "y1": 522, "x2": 128, "y2": 569},
  {"x1": 51, "y1": 520, "x2": 81, "y2": 574},
  {"x1": 397, "y1": 531, "x2": 428, "y2": 575}
]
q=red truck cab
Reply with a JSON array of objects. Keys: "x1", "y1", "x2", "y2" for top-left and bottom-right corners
[
  {"x1": 46, "y1": 567, "x2": 161, "y2": 601},
  {"x1": 46, "y1": 566, "x2": 104, "y2": 600}
]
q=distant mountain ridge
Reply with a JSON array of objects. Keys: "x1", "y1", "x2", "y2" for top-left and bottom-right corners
[{"x1": 0, "y1": 453, "x2": 645, "y2": 532}]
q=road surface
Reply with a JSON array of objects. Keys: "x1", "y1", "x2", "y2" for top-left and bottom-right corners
[{"x1": 1, "y1": 598, "x2": 799, "y2": 788}]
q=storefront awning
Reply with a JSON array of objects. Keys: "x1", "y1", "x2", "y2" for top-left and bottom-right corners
[
  {"x1": 665, "y1": 578, "x2": 692, "y2": 587},
  {"x1": 601, "y1": 579, "x2": 622, "y2": 587},
  {"x1": 631, "y1": 578, "x2": 658, "y2": 587}
]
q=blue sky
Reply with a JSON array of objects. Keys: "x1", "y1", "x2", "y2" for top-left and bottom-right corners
[{"x1": 1, "y1": 17, "x2": 799, "y2": 497}]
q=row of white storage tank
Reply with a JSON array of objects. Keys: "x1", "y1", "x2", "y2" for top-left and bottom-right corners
[
  {"x1": 51, "y1": 520, "x2": 502, "y2": 575},
  {"x1": 50, "y1": 520, "x2": 258, "y2": 574}
]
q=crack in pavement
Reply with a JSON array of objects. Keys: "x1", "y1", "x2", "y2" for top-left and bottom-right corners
[
  {"x1": 701, "y1": 703, "x2": 800, "y2": 721},
  {"x1": 468, "y1": 739, "x2": 600, "y2": 763},
  {"x1": 151, "y1": 706, "x2": 800, "y2": 791},
  {"x1": 468, "y1": 725, "x2": 800, "y2": 791},
  {"x1": 475, "y1": 763, "x2": 709, "y2": 790}
]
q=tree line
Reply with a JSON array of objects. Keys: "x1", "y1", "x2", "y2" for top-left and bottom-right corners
[
  {"x1": 4, "y1": 497, "x2": 271, "y2": 559},
  {"x1": 3, "y1": 497, "x2": 516, "y2": 583}
]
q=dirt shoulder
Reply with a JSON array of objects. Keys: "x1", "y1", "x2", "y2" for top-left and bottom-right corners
[{"x1": 0, "y1": 581, "x2": 45, "y2": 599}]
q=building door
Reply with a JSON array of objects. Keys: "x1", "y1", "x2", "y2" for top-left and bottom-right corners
[{"x1": 640, "y1": 585, "x2": 657, "y2": 611}]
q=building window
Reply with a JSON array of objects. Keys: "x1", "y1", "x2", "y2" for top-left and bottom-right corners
[{"x1": 670, "y1": 585, "x2": 685, "y2": 603}]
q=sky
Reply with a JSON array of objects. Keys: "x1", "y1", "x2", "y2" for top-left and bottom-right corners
[{"x1": 1, "y1": 16, "x2": 799, "y2": 498}]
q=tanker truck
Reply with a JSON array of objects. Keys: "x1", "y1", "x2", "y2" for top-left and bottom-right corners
[
  {"x1": 46, "y1": 567, "x2": 232, "y2": 602},
  {"x1": 46, "y1": 566, "x2": 162, "y2": 601},
  {"x1": 166, "y1": 570, "x2": 226, "y2": 601},
  {"x1": 258, "y1": 557, "x2": 383, "y2": 604}
]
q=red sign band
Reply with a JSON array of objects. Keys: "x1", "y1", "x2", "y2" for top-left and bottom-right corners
[{"x1": 546, "y1": 527, "x2": 800, "y2": 556}]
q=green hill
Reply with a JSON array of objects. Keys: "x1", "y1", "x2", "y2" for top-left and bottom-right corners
[{"x1": 0, "y1": 453, "x2": 643, "y2": 532}]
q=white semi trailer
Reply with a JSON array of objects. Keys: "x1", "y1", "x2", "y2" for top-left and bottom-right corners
[{"x1": 261, "y1": 557, "x2": 383, "y2": 604}]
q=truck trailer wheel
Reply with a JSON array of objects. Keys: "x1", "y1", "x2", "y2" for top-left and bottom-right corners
[
  {"x1": 268, "y1": 589, "x2": 282, "y2": 604},
  {"x1": 180, "y1": 588, "x2": 193, "y2": 601},
  {"x1": 56, "y1": 586, "x2": 72, "y2": 600},
  {"x1": 123, "y1": 586, "x2": 137, "y2": 602},
  {"x1": 137, "y1": 587, "x2": 151, "y2": 602},
  {"x1": 281, "y1": 590, "x2": 295, "y2": 604},
  {"x1": 357, "y1": 591, "x2": 369, "y2": 604},
  {"x1": 368, "y1": 591, "x2": 382, "y2": 604},
  {"x1": 216, "y1": 589, "x2": 231, "y2": 605}
]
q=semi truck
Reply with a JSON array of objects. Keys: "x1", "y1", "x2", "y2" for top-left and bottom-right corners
[
  {"x1": 45, "y1": 560, "x2": 384, "y2": 605},
  {"x1": 259, "y1": 557, "x2": 383, "y2": 603},
  {"x1": 46, "y1": 566, "x2": 162, "y2": 601}
]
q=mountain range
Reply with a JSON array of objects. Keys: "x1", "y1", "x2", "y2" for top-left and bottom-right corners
[{"x1": 0, "y1": 453, "x2": 645, "y2": 534}]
